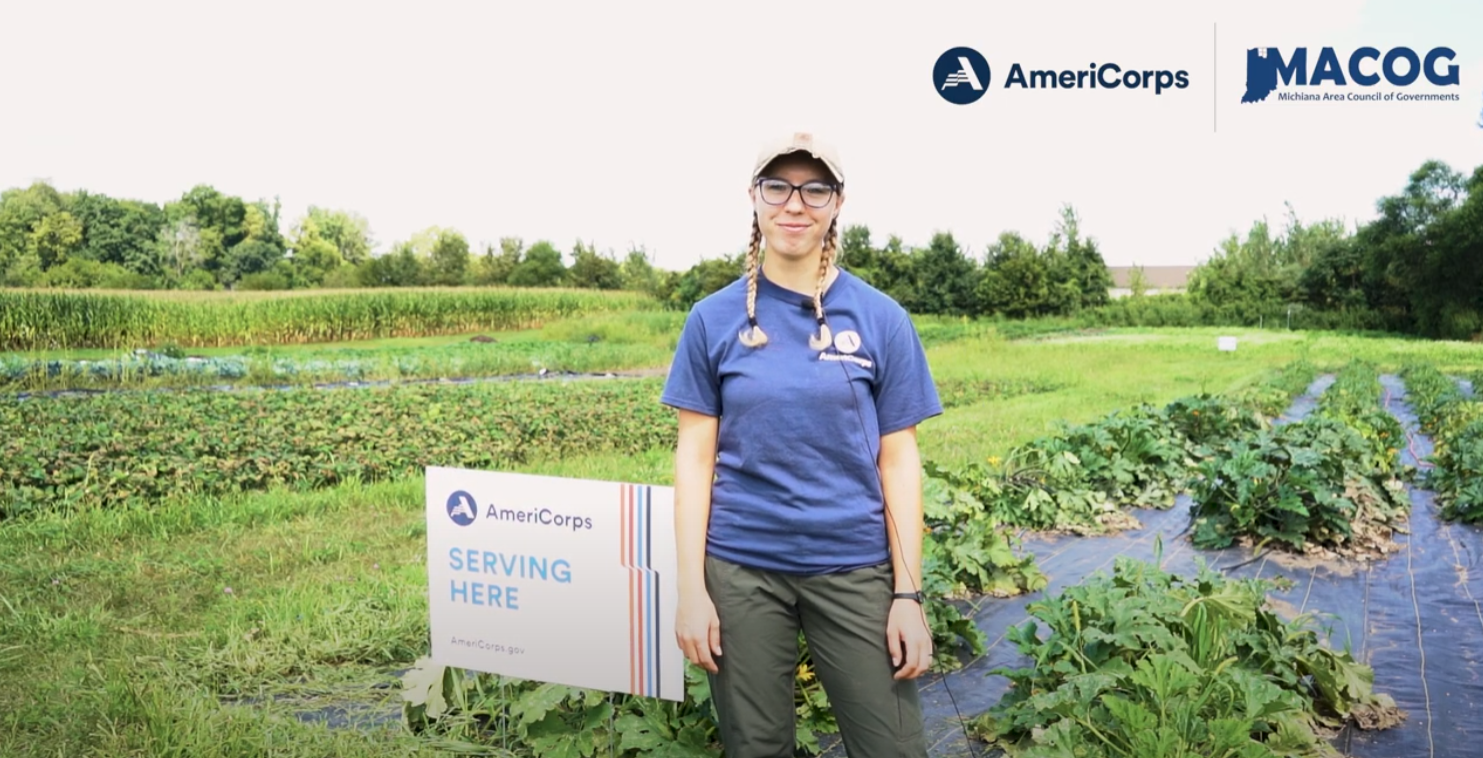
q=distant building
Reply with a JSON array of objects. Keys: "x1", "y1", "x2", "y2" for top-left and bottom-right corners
[{"x1": 1105, "y1": 265, "x2": 1195, "y2": 298}]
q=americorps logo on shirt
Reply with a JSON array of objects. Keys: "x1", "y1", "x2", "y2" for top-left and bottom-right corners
[{"x1": 818, "y1": 329, "x2": 873, "y2": 368}]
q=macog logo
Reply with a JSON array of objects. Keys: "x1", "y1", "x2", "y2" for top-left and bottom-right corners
[{"x1": 1241, "y1": 46, "x2": 1460, "y2": 103}]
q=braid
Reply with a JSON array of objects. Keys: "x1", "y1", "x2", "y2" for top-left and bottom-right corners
[
  {"x1": 808, "y1": 218, "x2": 838, "y2": 350},
  {"x1": 738, "y1": 212, "x2": 768, "y2": 347}
]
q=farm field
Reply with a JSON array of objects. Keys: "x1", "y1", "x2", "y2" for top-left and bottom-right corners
[{"x1": 2, "y1": 294, "x2": 1482, "y2": 758}]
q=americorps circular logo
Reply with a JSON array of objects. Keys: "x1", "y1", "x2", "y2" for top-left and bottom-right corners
[
  {"x1": 934, "y1": 46, "x2": 991, "y2": 104},
  {"x1": 834, "y1": 330, "x2": 862, "y2": 354},
  {"x1": 446, "y1": 490, "x2": 478, "y2": 526}
]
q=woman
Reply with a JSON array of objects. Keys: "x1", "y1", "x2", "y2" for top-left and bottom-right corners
[{"x1": 660, "y1": 131, "x2": 943, "y2": 758}]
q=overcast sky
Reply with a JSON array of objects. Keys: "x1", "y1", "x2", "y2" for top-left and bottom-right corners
[{"x1": 2, "y1": 0, "x2": 1479, "y2": 272}]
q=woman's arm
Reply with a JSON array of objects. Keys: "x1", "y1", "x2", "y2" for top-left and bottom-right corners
[
  {"x1": 675, "y1": 408, "x2": 719, "y2": 599},
  {"x1": 880, "y1": 425, "x2": 925, "y2": 595},
  {"x1": 880, "y1": 424, "x2": 932, "y2": 679},
  {"x1": 674, "y1": 408, "x2": 722, "y2": 672}
]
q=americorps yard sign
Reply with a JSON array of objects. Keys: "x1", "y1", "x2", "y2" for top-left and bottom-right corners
[{"x1": 425, "y1": 467, "x2": 684, "y2": 702}]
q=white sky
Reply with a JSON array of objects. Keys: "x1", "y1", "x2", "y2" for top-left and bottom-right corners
[{"x1": 2, "y1": 0, "x2": 1479, "y2": 271}]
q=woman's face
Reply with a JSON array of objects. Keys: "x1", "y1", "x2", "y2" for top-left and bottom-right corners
[{"x1": 750, "y1": 154, "x2": 844, "y2": 262}]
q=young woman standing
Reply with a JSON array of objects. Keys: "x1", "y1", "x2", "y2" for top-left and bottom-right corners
[{"x1": 660, "y1": 132, "x2": 943, "y2": 758}]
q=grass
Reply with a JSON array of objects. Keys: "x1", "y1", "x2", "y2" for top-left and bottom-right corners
[{"x1": 2, "y1": 319, "x2": 1481, "y2": 756}]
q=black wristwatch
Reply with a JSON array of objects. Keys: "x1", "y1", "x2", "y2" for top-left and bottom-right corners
[{"x1": 892, "y1": 592, "x2": 923, "y2": 603}]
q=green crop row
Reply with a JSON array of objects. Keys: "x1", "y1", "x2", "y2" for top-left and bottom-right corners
[
  {"x1": 924, "y1": 360, "x2": 1320, "y2": 534},
  {"x1": 0, "y1": 378, "x2": 678, "y2": 521},
  {"x1": 972, "y1": 555, "x2": 1404, "y2": 757},
  {"x1": 0, "y1": 287, "x2": 659, "y2": 351},
  {"x1": 0, "y1": 339, "x2": 674, "y2": 394},
  {"x1": 1400, "y1": 362, "x2": 1483, "y2": 523},
  {"x1": 1189, "y1": 360, "x2": 1412, "y2": 558}
]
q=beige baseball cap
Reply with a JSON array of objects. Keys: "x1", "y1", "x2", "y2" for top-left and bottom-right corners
[{"x1": 751, "y1": 132, "x2": 845, "y2": 185}]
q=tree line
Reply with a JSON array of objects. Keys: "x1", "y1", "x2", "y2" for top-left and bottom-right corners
[
  {"x1": 0, "y1": 178, "x2": 1111, "y2": 313},
  {"x1": 0, "y1": 182, "x2": 665, "y2": 294},
  {"x1": 663, "y1": 158, "x2": 1483, "y2": 341},
  {"x1": 2, "y1": 156, "x2": 1479, "y2": 340},
  {"x1": 1172, "y1": 159, "x2": 1483, "y2": 340}
]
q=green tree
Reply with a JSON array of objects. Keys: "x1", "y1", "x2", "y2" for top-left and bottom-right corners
[
  {"x1": 0, "y1": 182, "x2": 68, "y2": 278},
  {"x1": 1399, "y1": 163, "x2": 1483, "y2": 338},
  {"x1": 1186, "y1": 219, "x2": 1295, "y2": 311},
  {"x1": 359, "y1": 242, "x2": 426, "y2": 287},
  {"x1": 69, "y1": 191, "x2": 168, "y2": 277},
  {"x1": 471, "y1": 237, "x2": 523, "y2": 285},
  {"x1": 872, "y1": 234, "x2": 917, "y2": 306},
  {"x1": 838, "y1": 224, "x2": 879, "y2": 279},
  {"x1": 668, "y1": 253, "x2": 743, "y2": 311},
  {"x1": 567, "y1": 239, "x2": 623, "y2": 289},
  {"x1": 222, "y1": 239, "x2": 286, "y2": 286},
  {"x1": 290, "y1": 237, "x2": 343, "y2": 286},
  {"x1": 1049, "y1": 204, "x2": 1113, "y2": 309},
  {"x1": 978, "y1": 231, "x2": 1053, "y2": 318},
  {"x1": 292, "y1": 206, "x2": 373, "y2": 266},
  {"x1": 1127, "y1": 264, "x2": 1149, "y2": 298},
  {"x1": 508, "y1": 240, "x2": 567, "y2": 287},
  {"x1": 1358, "y1": 160, "x2": 1468, "y2": 327},
  {"x1": 903, "y1": 231, "x2": 980, "y2": 316},
  {"x1": 427, "y1": 229, "x2": 472, "y2": 286},
  {"x1": 167, "y1": 185, "x2": 249, "y2": 279},
  {"x1": 29, "y1": 211, "x2": 84, "y2": 270},
  {"x1": 618, "y1": 245, "x2": 661, "y2": 294},
  {"x1": 155, "y1": 217, "x2": 207, "y2": 282}
]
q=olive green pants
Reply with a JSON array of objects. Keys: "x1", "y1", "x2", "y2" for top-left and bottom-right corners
[{"x1": 703, "y1": 554, "x2": 928, "y2": 758}]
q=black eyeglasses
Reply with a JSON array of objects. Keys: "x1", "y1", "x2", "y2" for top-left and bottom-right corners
[{"x1": 755, "y1": 177, "x2": 838, "y2": 209}]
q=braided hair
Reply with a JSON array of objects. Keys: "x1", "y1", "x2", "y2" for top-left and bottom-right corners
[
  {"x1": 807, "y1": 218, "x2": 839, "y2": 350},
  {"x1": 737, "y1": 212, "x2": 768, "y2": 347},
  {"x1": 737, "y1": 214, "x2": 840, "y2": 350}
]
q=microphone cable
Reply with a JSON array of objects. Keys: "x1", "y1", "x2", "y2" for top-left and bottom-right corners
[{"x1": 806, "y1": 295, "x2": 983, "y2": 758}]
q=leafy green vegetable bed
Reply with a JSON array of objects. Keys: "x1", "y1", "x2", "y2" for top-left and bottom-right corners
[
  {"x1": 972, "y1": 555, "x2": 1406, "y2": 757},
  {"x1": 0, "y1": 378, "x2": 678, "y2": 520},
  {"x1": 1190, "y1": 360, "x2": 1412, "y2": 560},
  {"x1": 1401, "y1": 362, "x2": 1483, "y2": 523},
  {"x1": 925, "y1": 360, "x2": 1319, "y2": 534}
]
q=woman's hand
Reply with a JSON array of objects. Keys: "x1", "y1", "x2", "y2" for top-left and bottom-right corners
[
  {"x1": 676, "y1": 592, "x2": 723, "y2": 674},
  {"x1": 886, "y1": 598, "x2": 933, "y2": 679}
]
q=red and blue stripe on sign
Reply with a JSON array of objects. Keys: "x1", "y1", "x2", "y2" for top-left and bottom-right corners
[{"x1": 620, "y1": 484, "x2": 659, "y2": 697}]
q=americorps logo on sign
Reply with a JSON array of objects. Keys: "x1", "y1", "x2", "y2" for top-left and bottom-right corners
[
  {"x1": 425, "y1": 467, "x2": 683, "y2": 702},
  {"x1": 446, "y1": 490, "x2": 478, "y2": 526},
  {"x1": 1240, "y1": 45, "x2": 1461, "y2": 104}
]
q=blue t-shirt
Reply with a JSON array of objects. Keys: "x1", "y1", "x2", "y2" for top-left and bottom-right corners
[{"x1": 659, "y1": 267, "x2": 943, "y2": 575}]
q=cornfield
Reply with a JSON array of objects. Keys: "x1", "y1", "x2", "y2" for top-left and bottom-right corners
[{"x1": 0, "y1": 287, "x2": 663, "y2": 350}]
